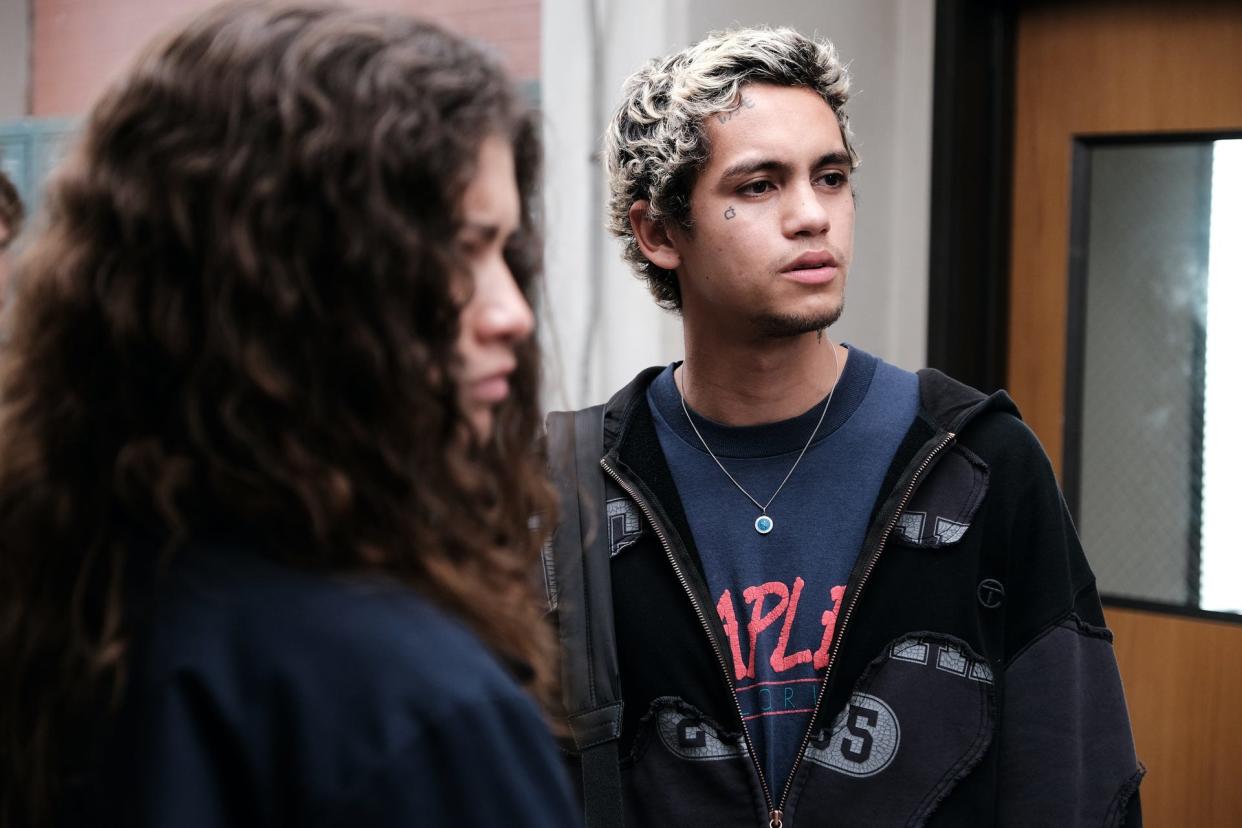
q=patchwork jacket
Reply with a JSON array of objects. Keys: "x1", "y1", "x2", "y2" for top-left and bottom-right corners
[{"x1": 565, "y1": 365, "x2": 1144, "y2": 827}]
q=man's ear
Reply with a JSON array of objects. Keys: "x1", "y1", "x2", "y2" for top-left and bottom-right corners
[{"x1": 629, "y1": 200, "x2": 682, "y2": 271}]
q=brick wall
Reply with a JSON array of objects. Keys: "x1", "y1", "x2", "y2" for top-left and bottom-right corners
[{"x1": 32, "y1": 0, "x2": 539, "y2": 116}]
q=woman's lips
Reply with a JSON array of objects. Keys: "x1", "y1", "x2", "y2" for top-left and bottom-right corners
[{"x1": 470, "y1": 374, "x2": 511, "y2": 404}]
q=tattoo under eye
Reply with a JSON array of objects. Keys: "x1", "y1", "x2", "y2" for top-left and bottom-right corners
[{"x1": 724, "y1": 206, "x2": 736, "y2": 220}]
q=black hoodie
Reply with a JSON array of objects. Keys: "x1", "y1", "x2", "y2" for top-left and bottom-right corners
[{"x1": 560, "y1": 366, "x2": 1143, "y2": 827}]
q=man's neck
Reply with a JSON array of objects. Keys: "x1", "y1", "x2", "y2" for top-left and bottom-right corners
[{"x1": 677, "y1": 330, "x2": 848, "y2": 426}]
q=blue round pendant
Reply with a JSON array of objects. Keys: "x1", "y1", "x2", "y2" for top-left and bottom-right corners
[{"x1": 755, "y1": 515, "x2": 774, "y2": 534}]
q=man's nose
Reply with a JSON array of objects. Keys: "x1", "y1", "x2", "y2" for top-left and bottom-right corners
[{"x1": 783, "y1": 182, "x2": 831, "y2": 237}]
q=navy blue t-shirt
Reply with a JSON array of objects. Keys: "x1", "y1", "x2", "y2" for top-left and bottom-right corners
[{"x1": 647, "y1": 345, "x2": 918, "y2": 796}]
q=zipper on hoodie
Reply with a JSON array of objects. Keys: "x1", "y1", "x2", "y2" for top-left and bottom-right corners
[
  {"x1": 600, "y1": 457, "x2": 778, "y2": 820},
  {"x1": 775, "y1": 431, "x2": 957, "y2": 815},
  {"x1": 606, "y1": 430, "x2": 957, "y2": 826}
]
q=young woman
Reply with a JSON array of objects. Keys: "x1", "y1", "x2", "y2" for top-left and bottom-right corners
[{"x1": 0, "y1": 3, "x2": 576, "y2": 826}]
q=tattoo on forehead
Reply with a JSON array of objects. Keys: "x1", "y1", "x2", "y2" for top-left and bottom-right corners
[
  {"x1": 724, "y1": 206, "x2": 736, "y2": 220},
  {"x1": 715, "y1": 96, "x2": 756, "y2": 125}
]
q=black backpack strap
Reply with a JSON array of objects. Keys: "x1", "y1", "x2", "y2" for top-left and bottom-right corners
[{"x1": 546, "y1": 405, "x2": 624, "y2": 828}]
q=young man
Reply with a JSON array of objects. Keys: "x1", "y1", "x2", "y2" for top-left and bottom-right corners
[{"x1": 548, "y1": 27, "x2": 1143, "y2": 827}]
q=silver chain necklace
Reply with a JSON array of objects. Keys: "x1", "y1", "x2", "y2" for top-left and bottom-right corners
[{"x1": 678, "y1": 343, "x2": 840, "y2": 535}]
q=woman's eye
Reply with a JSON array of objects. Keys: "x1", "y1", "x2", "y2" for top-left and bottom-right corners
[{"x1": 458, "y1": 236, "x2": 485, "y2": 257}]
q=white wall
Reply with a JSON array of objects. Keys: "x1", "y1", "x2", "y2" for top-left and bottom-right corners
[
  {"x1": 0, "y1": 0, "x2": 30, "y2": 118},
  {"x1": 540, "y1": 0, "x2": 934, "y2": 409},
  {"x1": 540, "y1": 0, "x2": 689, "y2": 411}
]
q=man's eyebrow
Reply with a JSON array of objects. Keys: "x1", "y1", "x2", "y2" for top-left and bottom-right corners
[
  {"x1": 719, "y1": 158, "x2": 789, "y2": 181},
  {"x1": 719, "y1": 151, "x2": 853, "y2": 182},
  {"x1": 814, "y1": 151, "x2": 853, "y2": 169}
]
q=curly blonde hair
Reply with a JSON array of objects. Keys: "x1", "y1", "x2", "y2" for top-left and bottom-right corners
[{"x1": 605, "y1": 27, "x2": 857, "y2": 310}]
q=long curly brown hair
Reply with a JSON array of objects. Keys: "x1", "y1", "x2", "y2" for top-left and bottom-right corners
[{"x1": 0, "y1": 3, "x2": 556, "y2": 823}]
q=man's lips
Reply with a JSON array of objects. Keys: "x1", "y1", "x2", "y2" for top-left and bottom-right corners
[{"x1": 780, "y1": 250, "x2": 840, "y2": 284}]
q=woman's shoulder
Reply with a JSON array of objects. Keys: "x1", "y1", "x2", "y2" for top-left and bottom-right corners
[
  {"x1": 95, "y1": 541, "x2": 576, "y2": 825},
  {"x1": 139, "y1": 540, "x2": 522, "y2": 711}
]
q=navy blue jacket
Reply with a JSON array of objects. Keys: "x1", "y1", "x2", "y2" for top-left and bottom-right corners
[{"x1": 70, "y1": 541, "x2": 577, "y2": 828}]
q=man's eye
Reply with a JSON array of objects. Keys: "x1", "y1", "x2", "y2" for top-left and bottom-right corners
[
  {"x1": 820, "y1": 171, "x2": 848, "y2": 187},
  {"x1": 739, "y1": 180, "x2": 773, "y2": 195}
]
